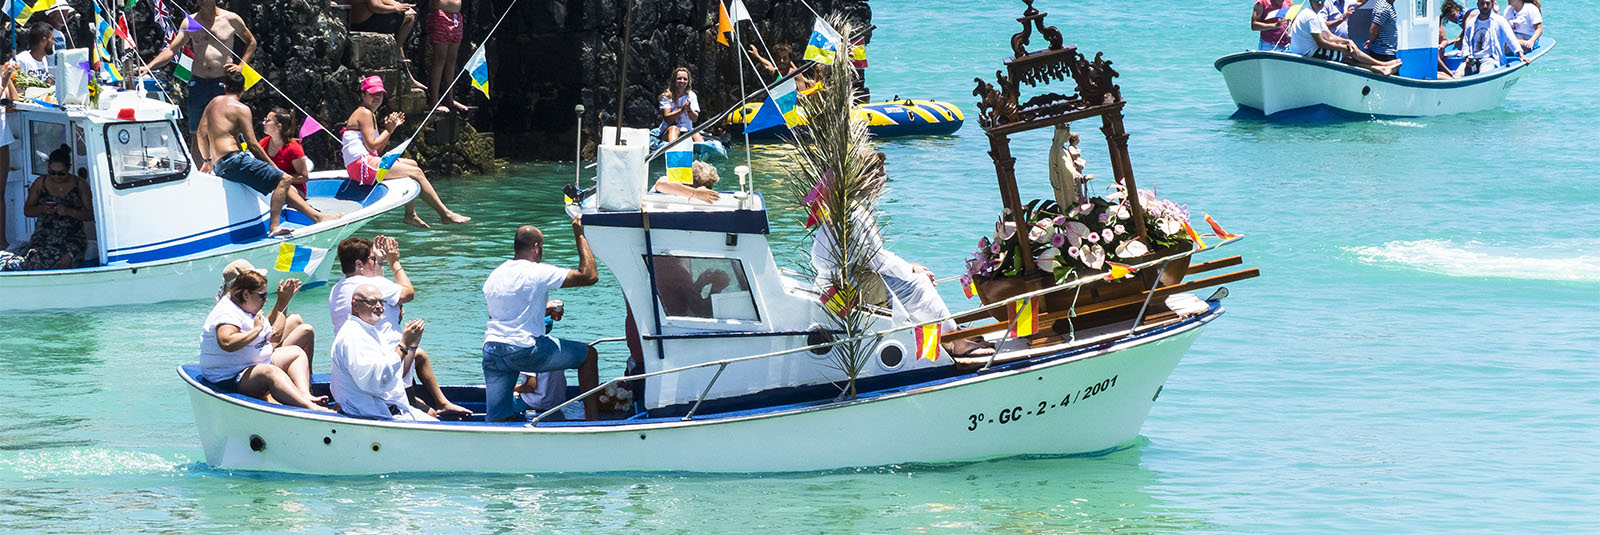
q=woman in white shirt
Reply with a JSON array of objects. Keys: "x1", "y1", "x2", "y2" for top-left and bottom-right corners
[
  {"x1": 1503, "y1": 0, "x2": 1542, "y2": 51},
  {"x1": 199, "y1": 270, "x2": 332, "y2": 411}
]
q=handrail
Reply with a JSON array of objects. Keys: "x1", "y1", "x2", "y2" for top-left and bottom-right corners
[{"x1": 526, "y1": 237, "x2": 1244, "y2": 426}]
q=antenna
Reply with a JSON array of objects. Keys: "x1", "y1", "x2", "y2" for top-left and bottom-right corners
[
  {"x1": 613, "y1": 0, "x2": 634, "y2": 146},
  {"x1": 574, "y1": 103, "x2": 585, "y2": 195}
]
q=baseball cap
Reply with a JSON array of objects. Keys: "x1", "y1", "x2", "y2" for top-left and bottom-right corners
[{"x1": 359, "y1": 76, "x2": 387, "y2": 95}]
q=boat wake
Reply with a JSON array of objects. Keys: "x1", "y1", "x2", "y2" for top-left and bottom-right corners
[
  {"x1": 1347, "y1": 239, "x2": 1600, "y2": 282},
  {"x1": 0, "y1": 449, "x2": 187, "y2": 479}
]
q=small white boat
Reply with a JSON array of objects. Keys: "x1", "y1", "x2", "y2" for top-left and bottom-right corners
[
  {"x1": 182, "y1": 3, "x2": 1260, "y2": 476},
  {"x1": 1216, "y1": 0, "x2": 1553, "y2": 120},
  {"x1": 1, "y1": 56, "x2": 417, "y2": 312}
]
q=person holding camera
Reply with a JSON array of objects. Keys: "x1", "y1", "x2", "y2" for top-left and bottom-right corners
[{"x1": 5, "y1": 145, "x2": 90, "y2": 271}]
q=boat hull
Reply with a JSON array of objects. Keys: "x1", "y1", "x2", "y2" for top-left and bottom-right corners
[
  {"x1": 182, "y1": 308, "x2": 1218, "y2": 475},
  {"x1": 1215, "y1": 43, "x2": 1553, "y2": 120},
  {"x1": 0, "y1": 176, "x2": 418, "y2": 312}
]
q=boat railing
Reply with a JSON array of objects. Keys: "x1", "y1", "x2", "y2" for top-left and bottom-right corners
[{"x1": 528, "y1": 237, "x2": 1244, "y2": 426}]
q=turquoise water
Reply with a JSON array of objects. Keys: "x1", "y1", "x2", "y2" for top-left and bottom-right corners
[{"x1": 4, "y1": 0, "x2": 1598, "y2": 532}]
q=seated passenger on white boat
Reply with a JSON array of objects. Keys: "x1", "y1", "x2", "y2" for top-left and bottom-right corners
[
  {"x1": 1503, "y1": 0, "x2": 1542, "y2": 52},
  {"x1": 218, "y1": 259, "x2": 317, "y2": 370},
  {"x1": 1457, "y1": 0, "x2": 1527, "y2": 75},
  {"x1": 199, "y1": 270, "x2": 332, "y2": 412},
  {"x1": 330, "y1": 284, "x2": 437, "y2": 421},
  {"x1": 1437, "y1": 0, "x2": 1466, "y2": 79},
  {"x1": 1288, "y1": 0, "x2": 1402, "y2": 76},
  {"x1": 196, "y1": 71, "x2": 300, "y2": 237},
  {"x1": 481, "y1": 221, "x2": 602, "y2": 422},
  {"x1": 1, "y1": 146, "x2": 90, "y2": 271},
  {"x1": 328, "y1": 236, "x2": 470, "y2": 417},
  {"x1": 653, "y1": 161, "x2": 721, "y2": 204},
  {"x1": 811, "y1": 152, "x2": 993, "y2": 358}
]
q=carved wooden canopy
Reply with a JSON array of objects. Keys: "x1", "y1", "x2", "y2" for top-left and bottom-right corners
[{"x1": 972, "y1": 0, "x2": 1124, "y2": 134}]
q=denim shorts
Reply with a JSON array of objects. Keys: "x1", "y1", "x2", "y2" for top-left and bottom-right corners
[
  {"x1": 216, "y1": 151, "x2": 284, "y2": 196},
  {"x1": 482, "y1": 337, "x2": 588, "y2": 422},
  {"x1": 186, "y1": 77, "x2": 226, "y2": 133}
]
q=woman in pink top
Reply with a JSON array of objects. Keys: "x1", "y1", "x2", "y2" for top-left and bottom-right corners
[
  {"x1": 341, "y1": 76, "x2": 470, "y2": 229},
  {"x1": 1252, "y1": 0, "x2": 1295, "y2": 51}
]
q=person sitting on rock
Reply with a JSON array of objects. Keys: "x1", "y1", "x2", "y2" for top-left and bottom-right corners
[
  {"x1": 747, "y1": 43, "x2": 815, "y2": 91},
  {"x1": 658, "y1": 67, "x2": 703, "y2": 142},
  {"x1": 340, "y1": 75, "x2": 469, "y2": 228},
  {"x1": 653, "y1": 161, "x2": 721, "y2": 204},
  {"x1": 349, "y1": 0, "x2": 426, "y2": 91}
]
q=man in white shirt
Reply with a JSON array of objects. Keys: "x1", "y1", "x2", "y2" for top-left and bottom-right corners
[
  {"x1": 1460, "y1": 0, "x2": 1527, "y2": 75},
  {"x1": 481, "y1": 219, "x2": 600, "y2": 422},
  {"x1": 329, "y1": 235, "x2": 470, "y2": 417},
  {"x1": 330, "y1": 284, "x2": 437, "y2": 421},
  {"x1": 1288, "y1": 0, "x2": 1401, "y2": 75},
  {"x1": 9, "y1": 22, "x2": 55, "y2": 85}
]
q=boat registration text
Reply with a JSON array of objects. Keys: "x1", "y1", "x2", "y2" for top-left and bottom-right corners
[{"x1": 965, "y1": 375, "x2": 1118, "y2": 431}]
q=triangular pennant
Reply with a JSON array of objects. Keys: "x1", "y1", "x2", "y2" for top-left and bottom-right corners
[
  {"x1": 183, "y1": 13, "x2": 203, "y2": 32},
  {"x1": 716, "y1": 1, "x2": 733, "y2": 46},
  {"x1": 298, "y1": 116, "x2": 326, "y2": 139},
  {"x1": 1204, "y1": 213, "x2": 1240, "y2": 240},
  {"x1": 465, "y1": 46, "x2": 490, "y2": 98},
  {"x1": 726, "y1": 0, "x2": 751, "y2": 22},
  {"x1": 1182, "y1": 221, "x2": 1207, "y2": 250},
  {"x1": 374, "y1": 139, "x2": 411, "y2": 183},
  {"x1": 743, "y1": 95, "x2": 785, "y2": 134},
  {"x1": 239, "y1": 62, "x2": 262, "y2": 90}
]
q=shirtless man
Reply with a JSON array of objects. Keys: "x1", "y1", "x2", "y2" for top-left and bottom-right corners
[
  {"x1": 135, "y1": 0, "x2": 257, "y2": 153},
  {"x1": 746, "y1": 43, "x2": 814, "y2": 91},
  {"x1": 196, "y1": 72, "x2": 301, "y2": 237},
  {"x1": 350, "y1": 0, "x2": 426, "y2": 90}
]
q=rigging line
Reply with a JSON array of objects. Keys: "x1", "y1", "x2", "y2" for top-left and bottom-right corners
[
  {"x1": 82, "y1": 0, "x2": 175, "y2": 105},
  {"x1": 733, "y1": 18, "x2": 750, "y2": 180},
  {"x1": 159, "y1": 3, "x2": 323, "y2": 139},
  {"x1": 395, "y1": 0, "x2": 529, "y2": 153}
]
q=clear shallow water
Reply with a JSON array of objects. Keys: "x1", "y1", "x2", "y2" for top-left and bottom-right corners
[{"x1": 3, "y1": 0, "x2": 1598, "y2": 532}]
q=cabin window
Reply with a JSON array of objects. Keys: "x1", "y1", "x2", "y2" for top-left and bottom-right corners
[
  {"x1": 1415, "y1": 0, "x2": 1428, "y2": 20},
  {"x1": 104, "y1": 121, "x2": 189, "y2": 190},
  {"x1": 646, "y1": 255, "x2": 760, "y2": 321},
  {"x1": 28, "y1": 121, "x2": 67, "y2": 176}
]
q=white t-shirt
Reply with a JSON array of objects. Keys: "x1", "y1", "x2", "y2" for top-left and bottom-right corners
[
  {"x1": 330, "y1": 317, "x2": 427, "y2": 420},
  {"x1": 329, "y1": 275, "x2": 405, "y2": 333},
  {"x1": 1504, "y1": 4, "x2": 1541, "y2": 40},
  {"x1": 10, "y1": 51, "x2": 51, "y2": 85},
  {"x1": 1464, "y1": 14, "x2": 1517, "y2": 61},
  {"x1": 483, "y1": 259, "x2": 569, "y2": 347},
  {"x1": 198, "y1": 297, "x2": 274, "y2": 383},
  {"x1": 1288, "y1": 7, "x2": 1327, "y2": 57}
]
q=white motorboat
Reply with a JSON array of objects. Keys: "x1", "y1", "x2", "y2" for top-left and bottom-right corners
[
  {"x1": 1216, "y1": 0, "x2": 1553, "y2": 120},
  {"x1": 181, "y1": 1, "x2": 1259, "y2": 475},
  {"x1": 1, "y1": 53, "x2": 417, "y2": 311}
]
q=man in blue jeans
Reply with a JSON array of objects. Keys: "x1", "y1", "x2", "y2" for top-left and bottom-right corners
[{"x1": 481, "y1": 220, "x2": 600, "y2": 421}]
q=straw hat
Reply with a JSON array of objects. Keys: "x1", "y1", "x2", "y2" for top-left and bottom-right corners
[{"x1": 221, "y1": 259, "x2": 266, "y2": 285}]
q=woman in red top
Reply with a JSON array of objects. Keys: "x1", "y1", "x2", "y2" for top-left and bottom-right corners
[{"x1": 261, "y1": 107, "x2": 340, "y2": 223}]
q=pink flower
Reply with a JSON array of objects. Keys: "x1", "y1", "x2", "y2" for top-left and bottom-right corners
[{"x1": 1101, "y1": 229, "x2": 1114, "y2": 242}]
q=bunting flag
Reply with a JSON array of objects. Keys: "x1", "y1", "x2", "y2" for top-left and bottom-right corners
[
  {"x1": 801, "y1": 179, "x2": 829, "y2": 229},
  {"x1": 115, "y1": 15, "x2": 133, "y2": 47},
  {"x1": 124, "y1": 0, "x2": 137, "y2": 9},
  {"x1": 1182, "y1": 221, "x2": 1207, "y2": 250},
  {"x1": 173, "y1": 51, "x2": 194, "y2": 82},
  {"x1": 239, "y1": 62, "x2": 262, "y2": 90},
  {"x1": 273, "y1": 243, "x2": 328, "y2": 273},
  {"x1": 743, "y1": 78, "x2": 799, "y2": 134},
  {"x1": 961, "y1": 275, "x2": 978, "y2": 299},
  {"x1": 2, "y1": 0, "x2": 25, "y2": 22},
  {"x1": 1104, "y1": 261, "x2": 1135, "y2": 281},
  {"x1": 1266, "y1": 3, "x2": 1303, "y2": 20},
  {"x1": 803, "y1": 18, "x2": 844, "y2": 65},
  {"x1": 9, "y1": 0, "x2": 54, "y2": 24},
  {"x1": 716, "y1": 1, "x2": 733, "y2": 46},
  {"x1": 726, "y1": 0, "x2": 751, "y2": 22},
  {"x1": 914, "y1": 323, "x2": 941, "y2": 362},
  {"x1": 153, "y1": 0, "x2": 177, "y2": 44},
  {"x1": 182, "y1": 13, "x2": 203, "y2": 32},
  {"x1": 665, "y1": 142, "x2": 693, "y2": 184},
  {"x1": 1204, "y1": 213, "x2": 1240, "y2": 240},
  {"x1": 374, "y1": 139, "x2": 411, "y2": 183},
  {"x1": 465, "y1": 46, "x2": 490, "y2": 98},
  {"x1": 1008, "y1": 296, "x2": 1037, "y2": 337},
  {"x1": 850, "y1": 38, "x2": 867, "y2": 69},
  {"x1": 298, "y1": 116, "x2": 325, "y2": 139},
  {"x1": 820, "y1": 284, "x2": 858, "y2": 318}
]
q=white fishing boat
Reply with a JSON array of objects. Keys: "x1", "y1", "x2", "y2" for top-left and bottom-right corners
[
  {"x1": 1216, "y1": 0, "x2": 1553, "y2": 120},
  {"x1": 1, "y1": 53, "x2": 417, "y2": 312},
  {"x1": 181, "y1": 1, "x2": 1258, "y2": 475}
]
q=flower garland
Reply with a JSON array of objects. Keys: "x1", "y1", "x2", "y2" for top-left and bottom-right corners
[{"x1": 966, "y1": 184, "x2": 1193, "y2": 284}]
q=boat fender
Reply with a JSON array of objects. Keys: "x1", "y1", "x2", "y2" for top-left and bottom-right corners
[{"x1": 249, "y1": 434, "x2": 266, "y2": 452}]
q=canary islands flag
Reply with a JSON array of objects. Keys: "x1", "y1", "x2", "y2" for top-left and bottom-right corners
[
  {"x1": 743, "y1": 78, "x2": 800, "y2": 134},
  {"x1": 803, "y1": 18, "x2": 843, "y2": 65},
  {"x1": 8, "y1": 0, "x2": 54, "y2": 24},
  {"x1": 375, "y1": 139, "x2": 411, "y2": 183},
  {"x1": 1008, "y1": 296, "x2": 1037, "y2": 337},
  {"x1": 1266, "y1": 3, "x2": 1303, "y2": 21},
  {"x1": 914, "y1": 323, "x2": 942, "y2": 362},
  {"x1": 273, "y1": 242, "x2": 328, "y2": 273},
  {"x1": 466, "y1": 46, "x2": 490, "y2": 98},
  {"x1": 665, "y1": 142, "x2": 693, "y2": 184}
]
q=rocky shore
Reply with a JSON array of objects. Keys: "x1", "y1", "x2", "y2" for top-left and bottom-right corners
[{"x1": 86, "y1": 0, "x2": 868, "y2": 172}]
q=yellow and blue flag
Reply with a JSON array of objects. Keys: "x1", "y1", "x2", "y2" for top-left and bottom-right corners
[
  {"x1": 466, "y1": 46, "x2": 490, "y2": 98},
  {"x1": 743, "y1": 78, "x2": 800, "y2": 133},
  {"x1": 665, "y1": 142, "x2": 693, "y2": 184},
  {"x1": 803, "y1": 18, "x2": 843, "y2": 65},
  {"x1": 7, "y1": 0, "x2": 54, "y2": 24},
  {"x1": 375, "y1": 139, "x2": 411, "y2": 183},
  {"x1": 273, "y1": 242, "x2": 328, "y2": 273},
  {"x1": 1266, "y1": 3, "x2": 1303, "y2": 21},
  {"x1": 914, "y1": 323, "x2": 942, "y2": 362}
]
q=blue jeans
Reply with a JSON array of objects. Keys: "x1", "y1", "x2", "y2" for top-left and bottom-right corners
[
  {"x1": 482, "y1": 337, "x2": 589, "y2": 422},
  {"x1": 1258, "y1": 39, "x2": 1287, "y2": 52}
]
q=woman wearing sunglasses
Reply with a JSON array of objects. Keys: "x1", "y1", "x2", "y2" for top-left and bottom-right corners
[
  {"x1": 3, "y1": 145, "x2": 90, "y2": 271},
  {"x1": 199, "y1": 270, "x2": 333, "y2": 411}
]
